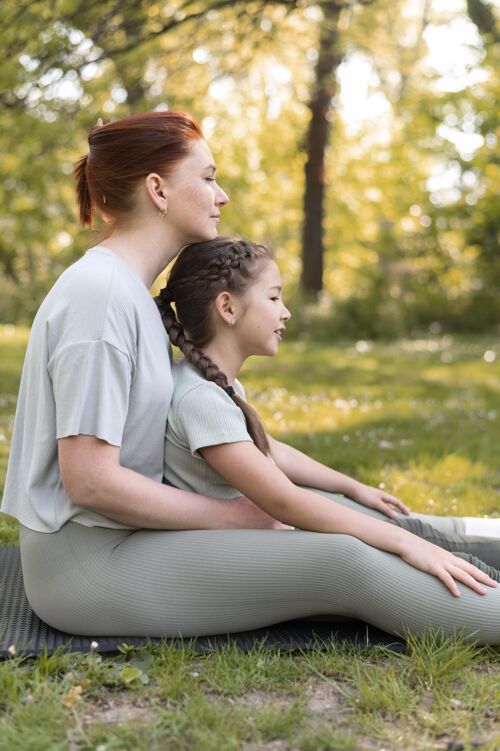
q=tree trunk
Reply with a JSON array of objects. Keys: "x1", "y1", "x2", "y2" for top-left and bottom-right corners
[{"x1": 301, "y1": 1, "x2": 343, "y2": 295}]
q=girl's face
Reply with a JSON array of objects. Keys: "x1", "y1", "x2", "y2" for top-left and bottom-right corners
[
  {"x1": 233, "y1": 260, "x2": 291, "y2": 358},
  {"x1": 164, "y1": 139, "x2": 229, "y2": 244}
]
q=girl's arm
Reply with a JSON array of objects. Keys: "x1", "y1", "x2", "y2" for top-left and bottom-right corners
[
  {"x1": 58, "y1": 435, "x2": 289, "y2": 531},
  {"x1": 201, "y1": 440, "x2": 497, "y2": 597},
  {"x1": 268, "y1": 436, "x2": 410, "y2": 519}
]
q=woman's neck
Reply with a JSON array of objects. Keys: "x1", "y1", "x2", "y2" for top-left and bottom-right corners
[{"x1": 99, "y1": 224, "x2": 184, "y2": 289}]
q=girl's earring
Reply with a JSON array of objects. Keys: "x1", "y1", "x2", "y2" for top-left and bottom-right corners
[{"x1": 159, "y1": 205, "x2": 168, "y2": 217}]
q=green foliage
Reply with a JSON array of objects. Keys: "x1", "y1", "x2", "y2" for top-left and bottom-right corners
[{"x1": 0, "y1": 0, "x2": 499, "y2": 333}]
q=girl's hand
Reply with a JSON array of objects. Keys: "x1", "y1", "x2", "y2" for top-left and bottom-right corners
[
  {"x1": 350, "y1": 482, "x2": 411, "y2": 519},
  {"x1": 399, "y1": 537, "x2": 498, "y2": 597}
]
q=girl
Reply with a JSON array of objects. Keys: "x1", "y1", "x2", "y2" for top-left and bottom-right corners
[{"x1": 156, "y1": 236, "x2": 500, "y2": 643}]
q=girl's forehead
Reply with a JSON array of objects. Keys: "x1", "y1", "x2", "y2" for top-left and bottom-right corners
[{"x1": 254, "y1": 258, "x2": 281, "y2": 286}]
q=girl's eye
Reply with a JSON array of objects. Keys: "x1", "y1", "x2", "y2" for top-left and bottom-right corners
[
  {"x1": 205, "y1": 177, "x2": 216, "y2": 182},
  {"x1": 271, "y1": 297, "x2": 279, "y2": 302}
]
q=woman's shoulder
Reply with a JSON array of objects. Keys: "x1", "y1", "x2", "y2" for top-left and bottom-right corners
[{"x1": 39, "y1": 246, "x2": 165, "y2": 358}]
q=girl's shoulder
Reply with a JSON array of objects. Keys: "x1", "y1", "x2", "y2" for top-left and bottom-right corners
[
  {"x1": 171, "y1": 358, "x2": 206, "y2": 390},
  {"x1": 171, "y1": 359, "x2": 246, "y2": 409}
]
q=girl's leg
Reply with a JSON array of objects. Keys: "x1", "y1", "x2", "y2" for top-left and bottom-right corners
[
  {"x1": 388, "y1": 517, "x2": 500, "y2": 572},
  {"x1": 19, "y1": 522, "x2": 500, "y2": 644},
  {"x1": 306, "y1": 488, "x2": 500, "y2": 537},
  {"x1": 304, "y1": 488, "x2": 500, "y2": 569}
]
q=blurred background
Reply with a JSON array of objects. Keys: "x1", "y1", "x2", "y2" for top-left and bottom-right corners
[{"x1": 0, "y1": 0, "x2": 498, "y2": 338}]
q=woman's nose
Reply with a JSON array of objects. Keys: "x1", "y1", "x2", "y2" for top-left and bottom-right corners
[{"x1": 216, "y1": 184, "x2": 229, "y2": 206}]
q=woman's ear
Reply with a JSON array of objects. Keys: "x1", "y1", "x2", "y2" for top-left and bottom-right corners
[
  {"x1": 214, "y1": 291, "x2": 237, "y2": 326},
  {"x1": 145, "y1": 172, "x2": 168, "y2": 212}
]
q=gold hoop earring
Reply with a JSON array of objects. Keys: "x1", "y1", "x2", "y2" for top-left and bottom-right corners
[{"x1": 158, "y1": 205, "x2": 168, "y2": 217}]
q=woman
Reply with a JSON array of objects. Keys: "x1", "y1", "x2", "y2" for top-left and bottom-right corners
[
  {"x1": 2, "y1": 113, "x2": 286, "y2": 615},
  {"x1": 1, "y1": 113, "x2": 498, "y2": 643}
]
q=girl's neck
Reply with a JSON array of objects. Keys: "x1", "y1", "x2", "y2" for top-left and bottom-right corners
[{"x1": 202, "y1": 339, "x2": 246, "y2": 387}]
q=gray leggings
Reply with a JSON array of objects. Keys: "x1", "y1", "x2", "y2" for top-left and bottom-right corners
[{"x1": 19, "y1": 492, "x2": 500, "y2": 645}]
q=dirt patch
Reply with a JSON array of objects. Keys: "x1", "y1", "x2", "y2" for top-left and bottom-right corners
[
  {"x1": 242, "y1": 741, "x2": 288, "y2": 751},
  {"x1": 305, "y1": 680, "x2": 342, "y2": 714},
  {"x1": 81, "y1": 695, "x2": 157, "y2": 726},
  {"x1": 205, "y1": 688, "x2": 294, "y2": 710}
]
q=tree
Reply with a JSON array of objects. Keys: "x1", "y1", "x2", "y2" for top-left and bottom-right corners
[{"x1": 300, "y1": 1, "x2": 344, "y2": 294}]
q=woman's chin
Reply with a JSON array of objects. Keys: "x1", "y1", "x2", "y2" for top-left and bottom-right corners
[{"x1": 191, "y1": 227, "x2": 218, "y2": 243}]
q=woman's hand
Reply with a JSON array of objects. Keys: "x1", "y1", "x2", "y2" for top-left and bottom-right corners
[
  {"x1": 349, "y1": 482, "x2": 411, "y2": 519},
  {"x1": 399, "y1": 537, "x2": 498, "y2": 597},
  {"x1": 233, "y1": 497, "x2": 294, "y2": 530}
]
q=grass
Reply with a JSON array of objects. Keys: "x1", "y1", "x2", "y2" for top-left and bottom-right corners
[{"x1": 1, "y1": 325, "x2": 499, "y2": 750}]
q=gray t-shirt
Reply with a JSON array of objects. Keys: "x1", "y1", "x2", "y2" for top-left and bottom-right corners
[
  {"x1": 1, "y1": 246, "x2": 173, "y2": 532},
  {"x1": 164, "y1": 360, "x2": 253, "y2": 499}
]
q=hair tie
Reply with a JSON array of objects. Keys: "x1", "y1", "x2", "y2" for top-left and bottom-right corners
[{"x1": 224, "y1": 386, "x2": 235, "y2": 396}]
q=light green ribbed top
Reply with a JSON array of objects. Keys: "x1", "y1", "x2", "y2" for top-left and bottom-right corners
[{"x1": 163, "y1": 360, "x2": 253, "y2": 499}]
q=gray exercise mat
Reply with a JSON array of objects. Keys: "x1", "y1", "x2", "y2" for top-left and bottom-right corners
[{"x1": 0, "y1": 546, "x2": 405, "y2": 658}]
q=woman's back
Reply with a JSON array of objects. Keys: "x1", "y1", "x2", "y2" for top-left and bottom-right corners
[{"x1": 1, "y1": 246, "x2": 172, "y2": 532}]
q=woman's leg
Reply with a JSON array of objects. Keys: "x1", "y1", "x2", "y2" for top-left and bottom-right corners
[{"x1": 19, "y1": 522, "x2": 500, "y2": 644}]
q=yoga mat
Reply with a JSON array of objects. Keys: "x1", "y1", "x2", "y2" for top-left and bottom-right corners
[{"x1": 0, "y1": 546, "x2": 405, "y2": 658}]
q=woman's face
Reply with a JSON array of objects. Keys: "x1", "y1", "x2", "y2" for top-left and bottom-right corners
[{"x1": 164, "y1": 139, "x2": 229, "y2": 244}]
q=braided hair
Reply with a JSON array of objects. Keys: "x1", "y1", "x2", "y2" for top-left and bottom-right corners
[{"x1": 156, "y1": 237, "x2": 272, "y2": 454}]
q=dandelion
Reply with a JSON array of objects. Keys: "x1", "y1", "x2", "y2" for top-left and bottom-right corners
[
  {"x1": 90, "y1": 640, "x2": 99, "y2": 651},
  {"x1": 8, "y1": 644, "x2": 16, "y2": 656},
  {"x1": 63, "y1": 685, "x2": 83, "y2": 708},
  {"x1": 484, "y1": 350, "x2": 496, "y2": 363}
]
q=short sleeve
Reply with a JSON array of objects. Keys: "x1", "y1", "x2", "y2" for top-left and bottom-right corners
[
  {"x1": 235, "y1": 378, "x2": 246, "y2": 399},
  {"x1": 48, "y1": 340, "x2": 133, "y2": 446},
  {"x1": 174, "y1": 382, "x2": 252, "y2": 456}
]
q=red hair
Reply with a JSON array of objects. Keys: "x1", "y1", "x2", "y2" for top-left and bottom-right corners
[{"x1": 73, "y1": 111, "x2": 203, "y2": 227}]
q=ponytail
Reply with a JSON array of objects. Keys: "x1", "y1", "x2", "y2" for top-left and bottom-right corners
[
  {"x1": 156, "y1": 287, "x2": 270, "y2": 455},
  {"x1": 73, "y1": 155, "x2": 92, "y2": 227}
]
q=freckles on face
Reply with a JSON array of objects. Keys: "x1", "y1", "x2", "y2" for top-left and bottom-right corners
[{"x1": 165, "y1": 139, "x2": 225, "y2": 242}]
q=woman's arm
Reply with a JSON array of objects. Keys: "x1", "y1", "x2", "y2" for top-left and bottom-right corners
[
  {"x1": 58, "y1": 435, "x2": 289, "y2": 530},
  {"x1": 201, "y1": 441, "x2": 497, "y2": 597},
  {"x1": 268, "y1": 436, "x2": 410, "y2": 518}
]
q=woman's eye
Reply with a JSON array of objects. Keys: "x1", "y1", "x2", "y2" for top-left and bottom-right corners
[
  {"x1": 205, "y1": 177, "x2": 216, "y2": 182},
  {"x1": 271, "y1": 297, "x2": 279, "y2": 302}
]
